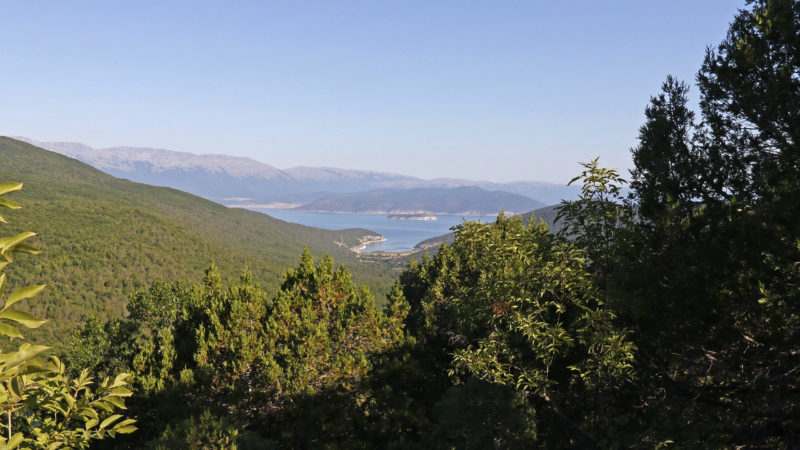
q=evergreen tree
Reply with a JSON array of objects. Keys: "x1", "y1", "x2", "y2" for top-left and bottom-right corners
[
  {"x1": 588, "y1": 1, "x2": 800, "y2": 445},
  {"x1": 70, "y1": 250, "x2": 408, "y2": 447},
  {"x1": 630, "y1": 76, "x2": 702, "y2": 223}
]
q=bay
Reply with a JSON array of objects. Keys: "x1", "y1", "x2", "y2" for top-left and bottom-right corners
[{"x1": 254, "y1": 209, "x2": 496, "y2": 253}]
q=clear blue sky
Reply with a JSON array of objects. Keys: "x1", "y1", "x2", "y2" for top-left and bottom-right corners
[{"x1": 1, "y1": 1, "x2": 743, "y2": 183}]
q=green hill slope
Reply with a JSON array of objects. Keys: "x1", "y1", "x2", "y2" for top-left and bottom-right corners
[
  {"x1": 296, "y1": 186, "x2": 544, "y2": 215},
  {"x1": 0, "y1": 137, "x2": 395, "y2": 348}
]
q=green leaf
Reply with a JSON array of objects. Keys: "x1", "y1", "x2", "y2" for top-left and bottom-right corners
[
  {"x1": 0, "y1": 232, "x2": 36, "y2": 252},
  {"x1": 17, "y1": 361, "x2": 53, "y2": 376},
  {"x1": 5, "y1": 284, "x2": 45, "y2": 310},
  {"x1": 0, "y1": 344, "x2": 50, "y2": 368},
  {"x1": 0, "y1": 199, "x2": 21, "y2": 210},
  {"x1": 8, "y1": 244, "x2": 40, "y2": 255},
  {"x1": 0, "y1": 310, "x2": 47, "y2": 328},
  {"x1": 109, "y1": 387, "x2": 133, "y2": 397},
  {"x1": 0, "y1": 232, "x2": 38, "y2": 261},
  {"x1": 0, "y1": 323, "x2": 22, "y2": 339},
  {"x1": 82, "y1": 407, "x2": 99, "y2": 420},
  {"x1": 64, "y1": 392, "x2": 76, "y2": 408},
  {"x1": 111, "y1": 373, "x2": 130, "y2": 387},
  {"x1": 104, "y1": 396, "x2": 126, "y2": 409},
  {"x1": 0, "y1": 183, "x2": 23, "y2": 197},
  {"x1": 92, "y1": 401, "x2": 113, "y2": 412},
  {"x1": 114, "y1": 425, "x2": 138, "y2": 434},
  {"x1": 6, "y1": 432, "x2": 23, "y2": 449},
  {"x1": 9, "y1": 378, "x2": 23, "y2": 399},
  {"x1": 99, "y1": 414, "x2": 122, "y2": 430},
  {"x1": 113, "y1": 418, "x2": 136, "y2": 430}
]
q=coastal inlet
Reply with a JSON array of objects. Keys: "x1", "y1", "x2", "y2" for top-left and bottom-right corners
[
  {"x1": 344, "y1": 234, "x2": 386, "y2": 252},
  {"x1": 256, "y1": 209, "x2": 497, "y2": 253}
]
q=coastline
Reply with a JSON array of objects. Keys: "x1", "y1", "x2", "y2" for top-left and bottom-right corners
[
  {"x1": 282, "y1": 209, "x2": 512, "y2": 216},
  {"x1": 387, "y1": 214, "x2": 438, "y2": 221},
  {"x1": 227, "y1": 202, "x2": 304, "y2": 209},
  {"x1": 242, "y1": 208, "x2": 498, "y2": 254},
  {"x1": 352, "y1": 235, "x2": 386, "y2": 252}
]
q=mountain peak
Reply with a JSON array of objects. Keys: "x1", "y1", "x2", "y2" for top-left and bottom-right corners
[
  {"x1": 9, "y1": 136, "x2": 577, "y2": 204},
  {"x1": 13, "y1": 137, "x2": 290, "y2": 179}
]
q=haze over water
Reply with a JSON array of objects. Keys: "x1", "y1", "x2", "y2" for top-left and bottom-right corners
[{"x1": 258, "y1": 209, "x2": 497, "y2": 252}]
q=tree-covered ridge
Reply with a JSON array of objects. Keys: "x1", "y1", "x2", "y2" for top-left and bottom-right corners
[
  {"x1": 0, "y1": 181, "x2": 135, "y2": 449},
  {"x1": 0, "y1": 137, "x2": 396, "y2": 348},
  {"x1": 294, "y1": 186, "x2": 544, "y2": 215}
]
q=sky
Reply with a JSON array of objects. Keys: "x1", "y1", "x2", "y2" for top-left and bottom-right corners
[{"x1": 1, "y1": 1, "x2": 744, "y2": 184}]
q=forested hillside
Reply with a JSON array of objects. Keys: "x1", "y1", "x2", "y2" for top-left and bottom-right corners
[
  {"x1": 296, "y1": 186, "x2": 544, "y2": 215},
  {"x1": 0, "y1": 137, "x2": 395, "y2": 347}
]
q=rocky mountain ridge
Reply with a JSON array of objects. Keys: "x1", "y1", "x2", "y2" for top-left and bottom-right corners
[{"x1": 12, "y1": 137, "x2": 577, "y2": 206}]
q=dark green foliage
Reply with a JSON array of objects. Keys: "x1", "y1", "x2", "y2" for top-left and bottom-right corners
[
  {"x1": 630, "y1": 76, "x2": 702, "y2": 223},
  {"x1": 144, "y1": 411, "x2": 273, "y2": 450},
  {"x1": 698, "y1": 0, "x2": 800, "y2": 205},
  {"x1": 64, "y1": 316, "x2": 137, "y2": 379},
  {"x1": 296, "y1": 186, "x2": 544, "y2": 215},
  {"x1": 556, "y1": 159, "x2": 630, "y2": 283},
  {"x1": 398, "y1": 216, "x2": 634, "y2": 447},
  {"x1": 551, "y1": 1, "x2": 800, "y2": 446},
  {"x1": 423, "y1": 379, "x2": 537, "y2": 449},
  {"x1": 69, "y1": 250, "x2": 408, "y2": 447}
]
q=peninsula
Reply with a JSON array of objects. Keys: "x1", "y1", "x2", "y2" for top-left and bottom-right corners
[{"x1": 387, "y1": 214, "x2": 437, "y2": 221}]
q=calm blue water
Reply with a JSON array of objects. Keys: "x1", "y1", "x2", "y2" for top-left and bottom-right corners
[{"x1": 254, "y1": 209, "x2": 496, "y2": 252}]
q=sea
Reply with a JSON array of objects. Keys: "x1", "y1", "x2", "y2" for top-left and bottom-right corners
[{"x1": 254, "y1": 209, "x2": 497, "y2": 253}]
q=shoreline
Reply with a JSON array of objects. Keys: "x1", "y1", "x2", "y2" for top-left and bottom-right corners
[
  {"x1": 237, "y1": 207, "x2": 511, "y2": 217},
  {"x1": 351, "y1": 235, "x2": 386, "y2": 252}
]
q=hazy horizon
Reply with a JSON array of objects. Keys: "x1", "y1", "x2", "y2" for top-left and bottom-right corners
[{"x1": 1, "y1": 1, "x2": 743, "y2": 184}]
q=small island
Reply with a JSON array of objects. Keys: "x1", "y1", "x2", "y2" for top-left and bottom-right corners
[{"x1": 387, "y1": 214, "x2": 438, "y2": 221}]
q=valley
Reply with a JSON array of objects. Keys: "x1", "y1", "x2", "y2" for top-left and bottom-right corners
[{"x1": 0, "y1": 137, "x2": 398, "y2": 348}]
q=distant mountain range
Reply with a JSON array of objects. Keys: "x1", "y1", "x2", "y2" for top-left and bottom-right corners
[
  {"x1": 13, "y1": 137, "x2": 578, "y2": 210},
  {"x1": 297, "y1": 187, "x2": 544, "y2": 215}
]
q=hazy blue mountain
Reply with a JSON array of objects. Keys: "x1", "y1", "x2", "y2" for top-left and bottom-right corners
[
  {"x1": 14, "y1": 137, "x2": 577, "y2": 205},
  {"x1": 296, "y1": 187, "x2": 544, "y2": 215}
]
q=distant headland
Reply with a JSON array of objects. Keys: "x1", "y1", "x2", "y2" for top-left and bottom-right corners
[{"x1": 387, "y1": 214, "x2": 437, "y2": 221}]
